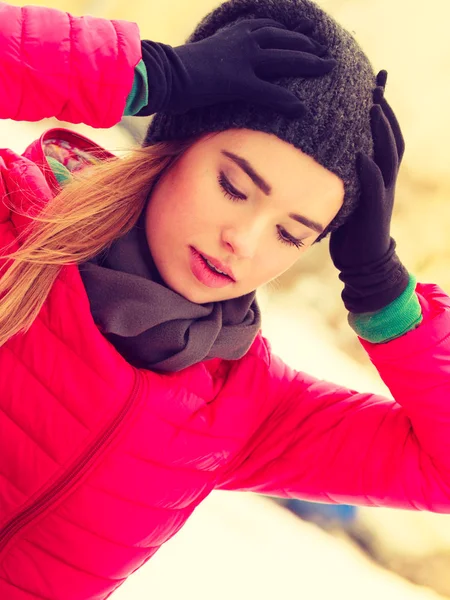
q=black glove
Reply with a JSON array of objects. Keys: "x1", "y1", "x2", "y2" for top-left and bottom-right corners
[
  {"x1": 138, "y1": 18, "x2": 336, "y2": 117},
  {"x1": 329, "y1": 71, "x2": 409, "y2": 314}
]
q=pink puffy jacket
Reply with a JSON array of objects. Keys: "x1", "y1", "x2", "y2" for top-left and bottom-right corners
[{"x1": 1, "y1": 3, "x2": 450, "y2": 599}]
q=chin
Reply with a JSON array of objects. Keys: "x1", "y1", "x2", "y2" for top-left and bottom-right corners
[
  {"x1": 182, "y1": 284, "x2": 236, "y2": 305},
  {"x1": 182, "y1": 286, "x2": 219, "y2": 304},
  {"x1": 163, "y1": 276, "x2": 209, "y2": 304},
  {"x1": 180, "y1": 289, "x2": 206, "y2": 304}
]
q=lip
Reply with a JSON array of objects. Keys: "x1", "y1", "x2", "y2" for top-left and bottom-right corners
[
  {"x1": 195, "y1": 249, "x2": 236, "y2": 282},
  {"x1": 189, "y1": 247, "x2": 236, "y2": 289}
]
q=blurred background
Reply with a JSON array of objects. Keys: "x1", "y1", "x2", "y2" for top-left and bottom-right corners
[{"x1": 2, "y1": 0, "x2": 450, "y2": 598}]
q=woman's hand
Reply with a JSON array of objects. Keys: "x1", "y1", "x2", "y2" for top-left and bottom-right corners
[
  {"x1": 329, "y1": 71, "x2": 409, "y2": 314},
  {"x1": 138, "y1": 18, "x2": 335, "y2": 117}
]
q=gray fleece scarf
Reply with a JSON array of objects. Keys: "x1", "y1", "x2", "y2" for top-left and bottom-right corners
[{"x1": 79, "y1": 211, "x2": 261, "y2": 373}]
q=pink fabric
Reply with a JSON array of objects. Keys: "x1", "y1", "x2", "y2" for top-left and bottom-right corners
[
  {"x1": 218, "y1": 286, "x2": 450, "y2": 512},
  {"x1": 0, "y1": 1, "x2": 141, "y2": 127},
  {"x1": 1, "y1": 3, "x2": 450, "y2": 598}
]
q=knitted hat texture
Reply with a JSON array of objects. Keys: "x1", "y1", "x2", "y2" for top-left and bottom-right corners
[{"x1": 145, "y1": 0, "x2": 377, "y2": 233}]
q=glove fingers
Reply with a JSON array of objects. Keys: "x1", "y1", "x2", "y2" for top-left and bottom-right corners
[
  {"x1": 373, "y1": 76, "x2": 405, "y2": 165},
  {"x1": 245, "y1": 18, "x2": 288, "y2": 32},
  {"x1": 246, "y1": 81, "x2": 306, "y2": 118},
  {"x1": 293, "y1": 18, "x2": 315, "y2": 34},
  {"x1": 376, "y1": 69, "x2": 388, "y2": 89},
  {"x1": 370, "y1": 105, "x2": 398, "y2": 188},
  {"x1": 378, "y1": 97, "x2": 405, "y2": 163},
  {"x1": 330, "y1": 152, "x2": 384, "y2": 261},
  {"x1": 357, "y1": 152, "x2": 385, "y2": 204},
  {"x1": 246, "y1": 16, "x2": 315, "y2": 35},
  {"x1": 334, "y1": 152, "x2": 384, "y2": 235},
  {"x1": 256, "y1": 50, "x2": 336, "y2": 79},
  {"x1": 329, "y1": 153, "x2": 386, "y2": 266},
  {"x1": 253, "y1": 26, "x2": 326, "y2": 56}
]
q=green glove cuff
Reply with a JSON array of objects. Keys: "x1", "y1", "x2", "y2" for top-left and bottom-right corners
[
  {"x1": 124, "y1": 59, "x2": 149, "y2": 116},
  {"x1": 348, "y1": 273, "x2": 423, "y2": 343}
]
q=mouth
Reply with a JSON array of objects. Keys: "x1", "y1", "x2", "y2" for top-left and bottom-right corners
[
  {"x1": 199, "y1": 250, "x2": 236, "y2": 281},
  {"x1": 189, "y1": 247, "x2": 236, "y2": 289}
]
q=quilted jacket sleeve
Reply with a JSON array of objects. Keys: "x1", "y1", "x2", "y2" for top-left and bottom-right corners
[
  {"x1": 0, "y1": 1, "x2": 141, "y2": 127},
  {"x1": 217, "y1": 283, "x2": 450, "y2": 512}
]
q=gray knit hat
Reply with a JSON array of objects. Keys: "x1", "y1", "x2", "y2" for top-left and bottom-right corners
[{"x1": 145, "y1": 0, "x2": 376, "y2": 235}]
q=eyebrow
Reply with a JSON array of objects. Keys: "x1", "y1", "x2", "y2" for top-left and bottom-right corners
[
  {"x1": 288, "y1": 212, "x2": 324, "y2": 234},
  {"x1": 221, "y1": 149, "x2": 325, "y2": 235},
  {"x1": 221, "y1": 150, "x2": 272, "y2": 195}
]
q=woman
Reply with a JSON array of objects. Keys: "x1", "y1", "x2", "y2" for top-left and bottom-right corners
[{"x1": 0, "y1": 0, "x2": 448, "y2": 599}]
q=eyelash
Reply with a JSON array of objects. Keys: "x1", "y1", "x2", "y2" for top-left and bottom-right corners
[
  {"x1": 218, "y1": 171, "x2": 247, "y2": 201},
  {"x1": 218, "y1": 172, "x2": 305, "y2": 249}
]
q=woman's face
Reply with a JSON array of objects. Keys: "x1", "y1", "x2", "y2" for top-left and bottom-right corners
[{"x1": 145, "y1": 129, "x2": 344, "y2": 304}]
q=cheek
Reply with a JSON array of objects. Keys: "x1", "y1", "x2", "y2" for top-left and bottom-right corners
[
  {"x1": 149, "y1": 171, "x2": 197, "y2": 235},
  {"x1": 168, "y1": 166, "x2": 218, "y2": 222},
  {"x1": 250, "y1": 245, "x2": 300, "y2": 286},
  {"x1": 176, "y1": 181, "x2": 234, "y2": 243}
]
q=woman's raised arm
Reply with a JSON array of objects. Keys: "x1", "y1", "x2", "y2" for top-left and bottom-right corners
[
  {"x1": 217, "y1": 282, "x2": 450, "y2": 512},
  {"x1": 0, "y1": 1, "x2": 141, "y2": 127}
]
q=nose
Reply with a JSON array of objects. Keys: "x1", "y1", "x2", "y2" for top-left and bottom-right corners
[{"x1": 221, "y1": 220, "x2": 265, "y2": 259}]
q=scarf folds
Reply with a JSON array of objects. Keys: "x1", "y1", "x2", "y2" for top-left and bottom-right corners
[{"x1": 79, "y1": 213, "x2": 261, "y2": 372}]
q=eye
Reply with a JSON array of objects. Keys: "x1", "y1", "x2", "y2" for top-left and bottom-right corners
[
  {"x1": 218, "y1": 172, "x2": 247, "y2": 201},
  {"x1": 219, "y1": 172, "x2": 304, "y2": 250},
  {"x1": 277, "y1": 226, "x2": 305, "y2": 249}
]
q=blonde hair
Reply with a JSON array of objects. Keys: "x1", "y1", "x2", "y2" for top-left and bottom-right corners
[{"x1": 0, "y1": 138, "x2": 198, "y2": 347}]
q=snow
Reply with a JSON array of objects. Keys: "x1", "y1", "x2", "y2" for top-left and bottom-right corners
[{"x1": 114, "y1": 492, "x2": 445, "y2": 599}]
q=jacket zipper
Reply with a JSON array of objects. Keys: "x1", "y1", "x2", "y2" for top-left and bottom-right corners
[{"x1": 0, "y1": 370, "x2": 142, "y2": 554}]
